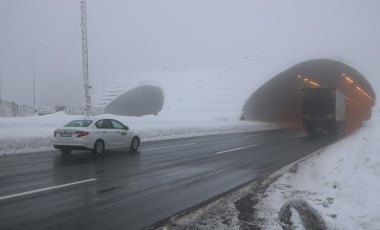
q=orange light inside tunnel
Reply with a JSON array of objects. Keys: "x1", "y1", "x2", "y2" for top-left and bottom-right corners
[
  {"x1": 300, "y1": 75, "x2": 320, "y2": 87},
  {"x1": 345, "y1": 76, "x2": 354, "y2": 83},
  {"x1": 343, "y1": 75, "x2": 373, "y2": 101},
  {"x1": 355, "y1": 86, "x2": 373, "y2": 100},
  {"x1": 308, "y1": 80, "x2": 320, "y2": 87}
]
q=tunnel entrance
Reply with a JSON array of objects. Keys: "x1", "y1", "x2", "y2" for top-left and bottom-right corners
[
  {"x1": 105, "y1": 85, "x2": 164, "y2": 117},
  {"x1": 243, "y1": 59, "x2": 376, "y2": 125}
]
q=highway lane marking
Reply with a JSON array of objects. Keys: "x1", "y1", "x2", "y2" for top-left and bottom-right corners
[
  {"x1": 0, "y1": 178, "x2": 97, "y2": 201},
  {"x1": 241, "y1": 134, "x2": 264, "y2": 138},
  {"x1": 290, "y1": 134, "x2": 308, "y2": 139},
  {"x1": 215, "y1": 144, "x2": 258, "y2": 155},
  {"x1": 142, "y1": 143, "x2": 197, "y2": 151}
]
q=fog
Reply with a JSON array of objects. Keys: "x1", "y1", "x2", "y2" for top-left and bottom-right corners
[{"x1": 0, "y1": 0, "x2": 379, "y2": 106}]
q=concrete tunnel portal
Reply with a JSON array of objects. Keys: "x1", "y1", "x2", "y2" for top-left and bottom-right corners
[
  {"x1": 103, "y1": 59, "x2": 375, "y2": 125},
  {"x1": 104, "y1": 85, "x2": 164, "y2": 117},
  {"x1": 243, "y1": 59, "x2": 376, "y2": 126}
]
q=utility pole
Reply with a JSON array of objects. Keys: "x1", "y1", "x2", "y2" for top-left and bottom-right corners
[{"x1": 81, "y1": 1, "x2": 92, "y2": 117}]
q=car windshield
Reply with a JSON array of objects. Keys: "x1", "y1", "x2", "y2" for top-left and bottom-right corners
[{"x1": 64, "y1": 120, "x2": 93, "y2": 127}]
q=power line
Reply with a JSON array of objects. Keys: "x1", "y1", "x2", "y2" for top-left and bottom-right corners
[
  {"x1": 87, "y1": 17, "x2": 118, "y2": 83},
  {"x1": 43, "y1": 22, "x2": 81, "y2": 105}
]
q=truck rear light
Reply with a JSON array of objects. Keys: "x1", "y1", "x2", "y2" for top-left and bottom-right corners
[{"x1": 76, "y1": 131, "x2": 89, "y2": 138}]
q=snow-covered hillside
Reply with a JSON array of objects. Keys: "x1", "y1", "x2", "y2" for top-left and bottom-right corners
[{"x1": 99, "y1": 37, "x2": 379, "y2": 122}]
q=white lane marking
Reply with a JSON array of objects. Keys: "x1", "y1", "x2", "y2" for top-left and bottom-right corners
[
  {"x1": 0, "y1": 178, "x2": 97, "y2": 201},
  {"x1": 142, "y1": 143, "x2": 197, "y2": 151},
  {"x1": 241, "y1": 134, "x2": 264, "y2": 138},
  {"x1": 215, "y1": 144, "x2": 258, "y2": 155},
  {"x1": 290, "y1": 134, "x2": 307, "y2": 139}
]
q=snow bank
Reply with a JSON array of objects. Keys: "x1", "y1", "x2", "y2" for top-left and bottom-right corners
[
  {"x1": 256, "y1": 116, "x2": 380, "y2": 229},
  {"x1": 0, "y1": 112, "x2": 81, "y2": 154},
  {"x1": 0, "y1": 112, "x2": 289, "y2": 155}
]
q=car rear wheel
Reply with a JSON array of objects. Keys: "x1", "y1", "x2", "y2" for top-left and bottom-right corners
[
  {"x1": 93, "y1": 140, "x2": 105, "y2": 154},
  {"x1": 130, "y1": 137, "x2": 140, "y2": 152}
]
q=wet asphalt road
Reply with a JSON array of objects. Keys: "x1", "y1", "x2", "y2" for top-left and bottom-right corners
[{"x1": 0, "y1": 128, "x2": 340, "y2": 230}]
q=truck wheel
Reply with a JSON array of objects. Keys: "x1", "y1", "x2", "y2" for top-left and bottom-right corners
[
  {"x1": 60, "y1": 149, "x2": 71, "y2": 154},
  {"x1": 306, "y1": 129, "x2": 317, "y2": 136},
  {"x1": 338, "y1": 124, "x2": 346, "y2": 136},
  {"x1": 330, "y1": 127, "x2": 337, "y2": 135}
]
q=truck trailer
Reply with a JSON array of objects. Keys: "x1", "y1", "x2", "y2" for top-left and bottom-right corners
[{"x1": 301, "y1": 88, "x2": 346, "y2": 135}]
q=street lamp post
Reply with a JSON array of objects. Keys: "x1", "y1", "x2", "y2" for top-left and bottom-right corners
[{"x1": 33, "y1": 46, "x2": 48, "y2": 114}]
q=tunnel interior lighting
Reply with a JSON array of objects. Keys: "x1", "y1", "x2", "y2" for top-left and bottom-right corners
[
  {"x1": 300, "y1": 75, "x2": 320, "y2": 87},
  {"x1": 345, "y1": 76, "x2": 354, "y2": 83},
  {"x1": 308, "y1": 81, "x2": 320, "y2": 87},
  {"x1": 299, "y1": 72, "x2": 373, "y2": 101},
  {"x1": 342, "y1": 74, "x2": 373, "y2": 101},
  {"x1": 356, "y1": 86, "x2": 373, "y2": 100}
]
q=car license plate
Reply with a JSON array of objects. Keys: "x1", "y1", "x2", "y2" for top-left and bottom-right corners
[{"x1": 60, "y1": 133, "x2": 72, "y2": 137}]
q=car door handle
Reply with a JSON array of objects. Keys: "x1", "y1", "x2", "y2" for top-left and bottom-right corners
[{"x1": 121, "y1": 132, "x2": 126, "y2": 135}]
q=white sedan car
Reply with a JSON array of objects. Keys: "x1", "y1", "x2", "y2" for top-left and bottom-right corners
[{"x1": 53, "y1": 118, "x2": 141, "y2": 154}]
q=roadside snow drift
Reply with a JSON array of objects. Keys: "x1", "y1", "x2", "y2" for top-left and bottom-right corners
[
  {"x1": 256, "y1": 116, "x2": 380, "y2": 229},
  {"x1": 0, "y1": 112, "x2": 286, "y2": 155}
]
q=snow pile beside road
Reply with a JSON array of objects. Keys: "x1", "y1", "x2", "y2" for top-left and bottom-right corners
[
  {"x1": 0, "y1": 112, "x2": 81, "y2": 155},
  {"x1": 0, "y1": 112, "x2": 289, "y2": 155},
  {"x1": 256, "y1": 116, "x2": 380, "y2": 229}
]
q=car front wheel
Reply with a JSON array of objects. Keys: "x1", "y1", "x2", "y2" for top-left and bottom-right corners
[
  {"x1": 130, "y1": 137, "x2": 140, "y2": 152},
  {"x1": 93, "y1": 140, "x2": 105, "y2": 154}
]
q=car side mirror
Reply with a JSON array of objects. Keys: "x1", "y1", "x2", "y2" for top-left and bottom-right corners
[{"x1": 124, "y1": 126, "x2": 129, "y2": 130}]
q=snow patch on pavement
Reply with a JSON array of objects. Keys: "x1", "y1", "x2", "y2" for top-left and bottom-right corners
[{"x1": 160, "y1": 182, "x2": 258, "y2": 230}]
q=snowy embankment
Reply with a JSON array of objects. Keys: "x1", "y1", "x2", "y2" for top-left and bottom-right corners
[
  {"x1": 159, "y1": 116, "x2": 380, "y2": 230},
  {"x1": 256, "y1": 116, "x2": 380, "y2": 229},
  {"x1": 0, "y1": 112, "x2": 289, "y2": 155}
]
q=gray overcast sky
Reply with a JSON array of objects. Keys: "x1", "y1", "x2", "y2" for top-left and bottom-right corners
[{"x1": 0, "y1": 0, "x2": 379, "y2": 106}]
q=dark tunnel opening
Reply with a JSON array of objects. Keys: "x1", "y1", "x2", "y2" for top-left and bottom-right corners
[
  {"x1": 105, "y1": 85, "x2": 164, "y2": 117},
  {"x1": 243, "y1": 59, "x2": 376, "y2": 127}
]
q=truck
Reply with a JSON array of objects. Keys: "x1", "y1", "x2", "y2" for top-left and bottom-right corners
[{"x1": 301, "y1": 88, "x2": 346, "y2": 135}]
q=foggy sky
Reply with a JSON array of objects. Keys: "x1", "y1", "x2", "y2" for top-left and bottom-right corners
[{"x1": 0, "y1": 0, "x2": 379, "y2": 106}]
